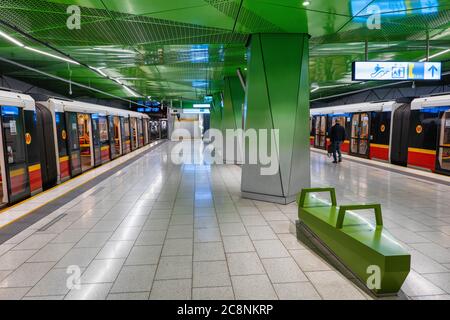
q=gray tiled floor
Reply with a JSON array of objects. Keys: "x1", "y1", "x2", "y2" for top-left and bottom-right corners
[{"x1": 1, "y1": 141, "x2": 450, "y2": 300}]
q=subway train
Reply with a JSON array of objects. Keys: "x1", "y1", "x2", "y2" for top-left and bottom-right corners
[
  {"x1": 310, "y1": 95, "x2": 450, "y2": 177},
  {"x1": 0, "y1": 89, "x2": 160, "y2": 207}
]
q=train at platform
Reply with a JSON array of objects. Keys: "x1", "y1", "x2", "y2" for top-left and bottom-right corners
[
  {"x1": 0, "y1": 89, "x2": 166, "y2": 207},
  {"x1": 310, "y1": 95, "x2": 450, "y2": 177}
]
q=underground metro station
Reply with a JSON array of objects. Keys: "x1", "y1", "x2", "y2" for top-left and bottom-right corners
[{"x1": 0, "y1": 0, "x2": 449, "y2": 306}]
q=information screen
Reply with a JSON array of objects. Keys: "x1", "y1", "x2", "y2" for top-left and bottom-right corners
[{"x1": 353, "y1": 61, "x2": 442, "y2": 81}]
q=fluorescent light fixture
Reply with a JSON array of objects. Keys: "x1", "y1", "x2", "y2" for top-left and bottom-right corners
[
  {"x1": 420, "y1": 49, "x2": 450, "y2": 62},
  {"x1": 302, "y1": 1, "x2": 311, "y2": 6},
  {"x1": 311, "y1": 86, "x2": 320, "y2": 93},
  {"x1": 24, "y1": 46, "x2": 79, "y2": 64},
  {"x1": 93, "y1": 47, "x2": 135, "y2": 54},
  {"x1": 123, "y1": 85, "x2": 139, "y2": 97},
  {"x1": 89, "y1": 66, "x2": 107, "y2": 77},
  {"x1": 112, "y1": 78, "x2": 123, "y2": 85},
  {"x1": 0, "y1": 30, "x2": 24, "y2": 47}
]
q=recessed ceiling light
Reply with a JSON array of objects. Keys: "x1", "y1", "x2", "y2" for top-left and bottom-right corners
[{"x1": 302, "y1": 1, "x2": 311, "y2": 6}]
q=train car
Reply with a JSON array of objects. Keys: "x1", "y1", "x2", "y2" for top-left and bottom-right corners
[
  {"x1": 0, "y1": 88, "x2": 154, "y2": 207},
  {"x1": 310, "y1": 96, "x2": 450, "y2": 177},
  {"x1": 38, "y1": 98, "x2": 150, "y2": 182},
  {"x1": 408, "y1": 95, "x2": 450, "y2": 175},
  {"x1": 310, "y1": 101, "x2": 395, "y2": 160}
]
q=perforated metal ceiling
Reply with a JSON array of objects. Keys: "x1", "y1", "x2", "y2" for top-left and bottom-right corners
[{"x1": 0, "y1": 0, "x2": 449, "y2": 100}]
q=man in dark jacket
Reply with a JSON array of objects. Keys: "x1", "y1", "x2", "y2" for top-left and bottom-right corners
[{"x1": 329, "y1": 120, "x2": 346, "y2": 164}]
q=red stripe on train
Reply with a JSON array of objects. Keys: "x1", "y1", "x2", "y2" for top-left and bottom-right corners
[
  {"x1": 60, "y1": 158, "x2": 70, "y2": 179},
  {"x1": 28, "y1": 167, "x2": 43, "y2": 193},
  {"x1": 370, "y1": 145, "x2": 389, "y2": 161},
  {"x1": 407, "y1": 150, "x2": 436, "y2": 171}
]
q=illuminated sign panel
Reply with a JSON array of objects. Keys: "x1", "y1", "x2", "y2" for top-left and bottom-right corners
[
  {"x1": 193, "y1": 104, "x2": 211, "y2": 108},
  {"x1": 183, "y1": 108, "x2": 210, "y2": 114},
  {"x1": 353, "y1": 61, "x2": 442, "y2": 81},
  {"x1": 351, "y1": 0, "x2": 438, "y2": 21}
]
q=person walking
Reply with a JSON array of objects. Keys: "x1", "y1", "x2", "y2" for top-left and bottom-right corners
[{"x1": 329, "y1": 119, "x2": 346, "y2": 164}]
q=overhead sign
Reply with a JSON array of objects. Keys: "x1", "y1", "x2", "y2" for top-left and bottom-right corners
[{"x1": 353, "y1": 61, "x2": 442, "y2": 81}]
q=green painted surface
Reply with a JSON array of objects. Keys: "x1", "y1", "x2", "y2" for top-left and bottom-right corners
[
  {"x1": 222, "y1": 76, "x2": 244, "y2": 132},
  {"x1": 241, "y1": 33, "x2": 310, "y2": 202},
  {"x1": 298, "y1": 188, "x2": 411, "y2": 295},
  {"x1": 0, "y1": 1, "x2": 449, "y2": 100},
  {"x1": 209, "y1": 93, "x2": 222, "y2": 131}
]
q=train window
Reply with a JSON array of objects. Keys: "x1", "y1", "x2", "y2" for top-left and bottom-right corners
[
  {"x1": 122, "y1": 117, "x2": 131, "y2": 154},
  {"x1": 360, "y1": 113, "x2": 369, "y2": 139},
  {"x1": 55, "y1": 112, "x2": 67, "y2": 157},
  {"x1": 99, "y1": 116, "x2": 109, "y2": 143},
  {"x1": 113, "y1": 116, "x2": 121, "y2": 155},
  {"x1": 138, "y1": 118, "x2": 144, "y2": 147},
  {"x1": 351, "y1": 114, "x2": 360, "y2": 154}
]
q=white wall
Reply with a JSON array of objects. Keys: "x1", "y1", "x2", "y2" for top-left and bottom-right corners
[{"x1": 172, "y1": 113, "x2": 202, "y2": 140}]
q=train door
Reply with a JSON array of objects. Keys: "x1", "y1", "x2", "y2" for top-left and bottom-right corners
[
  {"x1": 349, "y1": 112, "x2": 371, "y2": 158},
  {"x1": 130, "y1": 117, "x2": 138, "y2": 150},
  {"x1": 24, "y1": 109, "x2": 43, "y2": 195},
  {"x1": 25, "y1": 106, "x2": 58, "y2": 194},
  {"x1": 90, "y1": 114, "x2": 102, "y2": 167},
  {"x1": 390, "y1": 104, "x2": 411, "y2": 166},
  {"x1": 35, "y1": 105, "x2": 58, "y2": 190},
  {"x1": 0, "y1": 124, "x2": 6, "y2": 205},
  {"x1": 121, "y1": 116, "x2": 131, "y2": 154},
  {"x1": 55, "y1": 112, "x2": 71, "y2": 180},
  {"x1": 436, "y1": 110, "x2": 450, "y2": 175},
  {"x1": 65, "y1": 112, "x2": 82, "y2": 176},
  {"x1": 143, "y1": 119, "x2": 149, "y2": 145},
  {"x1": 313, "y1": 115, "x2": 327, "y2": 149},
  {"x1": 370, "y1": 111, "x2": 391, "y2": 161},
  {"x1": 137, "y1": 118, "x2": 144, "y2": 147},
  {"x1": 109, "y1": 115, "x2": 121, "y2": 159},
  {"x1": 0, "y1": 106, "x2": 31, "y2": 203},
  {"x1": 331, "y1": 116, "x2": 348, "y2": 153},
  {"x1": 98, "y1": 115, "x2": 110, "y2": 164},
  {"x1": 77, "y1": 113, "x2": 94, "y2": 172}
]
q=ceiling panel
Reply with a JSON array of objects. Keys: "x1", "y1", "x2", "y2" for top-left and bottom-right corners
[{"x1": 0, "y1": 0, "x2": 449, "y2": 101}]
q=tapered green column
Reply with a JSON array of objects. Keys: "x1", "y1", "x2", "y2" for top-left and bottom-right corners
[
  {"x1": 241, "y1": 33, "x2": 311, "y2": 204},
  {"x1": 209, "y1": 93, "x2": 223, "y2": 131},
  {"x1": 222, "y1": 76, "x2": 245, "y2": 163}
]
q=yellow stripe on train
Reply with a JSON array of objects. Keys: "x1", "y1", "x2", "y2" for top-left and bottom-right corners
[
  {"x1": 28, "y1": 164, "x2": 41, "y2": 172},
  {"x1": 408, "y1": 148, "x2": 436, "y2": 155}
]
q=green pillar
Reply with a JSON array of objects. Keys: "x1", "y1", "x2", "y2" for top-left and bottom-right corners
[
  {"x1": 241, "y1": 33, "x2": 311, "y2": 204},
  {"x1": 209, "y1": 93, "x2": 223, "y2": 131},
  {"x1": 222, "y1": 76, "x2": 245, "y2": 163}
]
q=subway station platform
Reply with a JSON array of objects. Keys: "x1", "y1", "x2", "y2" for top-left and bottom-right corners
[{"x1": 0, "y1": 141, "x2": 449, "y2": 300}]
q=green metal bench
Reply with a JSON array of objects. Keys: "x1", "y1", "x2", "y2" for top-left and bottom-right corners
[{"x1": 297, "y1": 187, "x2": 410, "y2": 296}]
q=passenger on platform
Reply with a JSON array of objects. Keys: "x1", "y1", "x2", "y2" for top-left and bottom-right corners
[{"x1": 329, "y1": 120, "x2": 346, "y2": 164}]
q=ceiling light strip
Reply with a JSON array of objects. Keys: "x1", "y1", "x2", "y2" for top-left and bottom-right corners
[
  {"x1": 0, "y1": 56, "x2": 142, "y2": 106},
  {"x1": 24, "y1": 46, "x2": 80, "y2": 65}
]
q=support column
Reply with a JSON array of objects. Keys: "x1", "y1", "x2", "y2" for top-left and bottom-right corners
[
  {"x1": 241, "y1": 33, "x2": 311, "y2": 204},
  {"x1": 222, "y1": 76, "x2": 245, "y2": 163},
  {"x1": 209, "y1": 93, "x2": 223, "y2": 131}
]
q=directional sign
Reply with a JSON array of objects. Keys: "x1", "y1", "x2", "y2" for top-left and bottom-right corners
[{"x1": 353, "y1": 62, "x2": 442, "y2": 81}]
